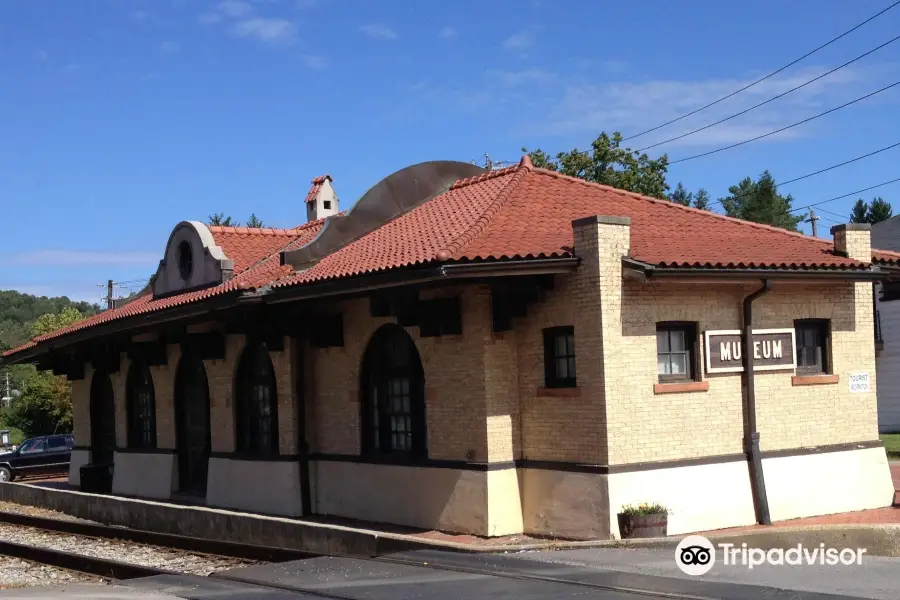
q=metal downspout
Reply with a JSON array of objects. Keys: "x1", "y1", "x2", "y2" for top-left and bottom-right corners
[{"x1": 743, "y1": 279, "x2": 772, "y2": 525}]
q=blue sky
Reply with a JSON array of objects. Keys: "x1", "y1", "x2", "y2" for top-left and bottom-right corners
[{"x1": 2, "y1": 0, "x2": 899, "y2": 303}]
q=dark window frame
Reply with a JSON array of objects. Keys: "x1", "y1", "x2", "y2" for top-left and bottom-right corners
[
  {"x1": 234, "y1": 342, "x2": 280, "y2": 457},
  {"x1": 177, "y1": 240, "x2": 193, "y2": 281},
  {"x1": 126, "y1": 360, "x2": 157, "y2": 450},
  {"x1": 360, "y1": 324, "x2": 427, "y2": 461},
  {"x1": 543, "y1": 326, "x2": 576, "y2": 388},
  {"x1": 794, "y1": 319, "x2": 831, "y2": 375},
  {"x1": 656, "y1": 322, "x2": 699, "y2": 383}
]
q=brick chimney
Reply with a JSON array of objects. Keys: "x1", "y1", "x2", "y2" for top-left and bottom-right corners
[
  {"x1": 831, "y1": 223, "x2": 871, "y2": 261},
  {"x1": 305, "y1": 175, "x2": 339, "y2": 222}
]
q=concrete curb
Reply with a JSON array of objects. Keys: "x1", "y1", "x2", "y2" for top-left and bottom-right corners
[{"x1": 2, "y1": 482, "x2": 899, "y2": 557}]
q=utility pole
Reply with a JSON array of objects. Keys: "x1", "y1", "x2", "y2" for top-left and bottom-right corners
[
  {"x1": 805, "y1": 208, "x2": 820, "y2": 237},
  {"x1": 106, "y1": 279, "x2": 114, "y2": 309}
]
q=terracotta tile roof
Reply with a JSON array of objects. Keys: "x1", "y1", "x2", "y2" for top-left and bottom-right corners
[
  {"x1": 2, "y1": 221, "x2": 325, "y2": 357},
  {"x1": 3, "y1": 158, "x2": 885, "y2": 359},
  {"x1": 305, "y1": 174, "x2": 332, "y2": 204},
  {"x1": 873, "y1": 249, "x2": 900, "y2": 265}
]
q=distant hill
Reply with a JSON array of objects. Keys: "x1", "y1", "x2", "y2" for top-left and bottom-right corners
[{"x1": 0, "y1": 290, "x2": 100, "y2": 351}]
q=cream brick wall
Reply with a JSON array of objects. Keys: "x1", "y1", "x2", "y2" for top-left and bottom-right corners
[
  {"x1": 206, "y1": 335, "x2": 242, "y2": 454},
  {"x1": 311, "y1": 287, "x2": 492, "y2": 462},
  {"x1": 601, "y1": 280, "x2": 878, "y2": 464},
  {"x1": 152, "y1": 345, "x2": 181, "y2": 450}
]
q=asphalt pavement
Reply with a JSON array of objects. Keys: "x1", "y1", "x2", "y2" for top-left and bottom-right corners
[{"x1": 3, "y1": 547, "x2": 897, "y2": 599}]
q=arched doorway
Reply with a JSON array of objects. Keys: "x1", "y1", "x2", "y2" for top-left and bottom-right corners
[
  {"x1": 174, "y1": 351, "x2": 211, "y2": 494},
  {"x1": 89, "y1": 370, "x2": 116, "y2": 465},
  {"x1": 360, "y1": 324, "x2": 427, "y2": 458}
]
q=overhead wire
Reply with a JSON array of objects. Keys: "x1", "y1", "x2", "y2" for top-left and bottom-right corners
[
  {"x1": 787, "y1": 176, "x2": 900, "y2": 213},
  {"x1": 638, "y1": 33, "x2": 900, "y2": 152},
  {"x1": 622, "y1": 0, "x2": 900, "y2": 142},
  {"x1": 708, "y1": 141, "x2": 900, "y2": 208},
  {"x1": 668, "y1": 79, "x2": 900, "y2": 164}
]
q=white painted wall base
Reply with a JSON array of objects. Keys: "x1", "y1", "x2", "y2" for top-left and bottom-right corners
[
  {"x1": 521, "y1": 469, "x2": 610, "y2": 539},
  {"x1": 111, "y1": 452, "x2": 176, "y2": 500},
  {"x1": 608, "y1": 460, "x2": 757, "y2": 538},
  {"x1": 763, "y1": 446, "x2": 895, "y2": 521},
  {"x1": 68, "y1": 449, "x2": 91, "y2": 487},
  {"x1": 206, "y1": 458, "x2": 302, "y2": 517},
  {"x1": 313, "y1": 460, "x2": 488, "y2": 535}
]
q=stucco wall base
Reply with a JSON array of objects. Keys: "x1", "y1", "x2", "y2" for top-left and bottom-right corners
[
  {"x1": 68, "y1": 450, "x2": 91, "y2": 488},
  {"x1": 522, "y1": 469, "x2": 611, "y2": 539},
  {"x1": 206, "y1": 457, "x2": 302, "y2": 517},
  {"x1": 764, "y1": 446, "x2": 894, "y2": 521},
  {"x1": 486, "y1": 469, "x2": 523, "y2": 537},
  {"x1": 314, "y1": 461, "x2": 488, "y2": 536},
  {"x1": 608, "y1": 461, "x2": 757, "y2": 538},
  {"x1": 111, "y1": 452, "x2": 176, "y2": 500}
]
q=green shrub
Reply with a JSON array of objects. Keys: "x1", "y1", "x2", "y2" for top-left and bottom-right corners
[{"x1": 620, "y1": 502, "x2": 668, "y2": 516}]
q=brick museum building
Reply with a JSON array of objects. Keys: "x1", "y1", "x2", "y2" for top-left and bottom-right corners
[{"x1": 3, "y1": 157, "x2": 897, "y2": 539}]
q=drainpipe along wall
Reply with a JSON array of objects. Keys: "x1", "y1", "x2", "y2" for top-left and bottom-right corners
[{"x1": 742, "y1": 279, "x2": 772, "y2": 525}]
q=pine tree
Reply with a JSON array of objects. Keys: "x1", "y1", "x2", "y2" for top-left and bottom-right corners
[
  {"x1": 868, "y1": 197, "x2": 893, "y2": 224},
  {"x1": 719, "y1": 171, "x2": 804, "y2": 231},
  {"x1": 693, "y1": 188, "x2": 710, "y2": 210},
  {"x1": 669, "y1": 182, "x2": 693, "y2": 206},
  {"x1": 849, "y1": 199, "x2": 869, "y2": 224}
]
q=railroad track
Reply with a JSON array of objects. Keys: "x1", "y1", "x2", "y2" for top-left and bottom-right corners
[
  {"x1": 0, "y1": 510, "x2": 310, "y2": 584},
  {"x1": 0, "y1": 510, "x2": 774, "y2": 600}
]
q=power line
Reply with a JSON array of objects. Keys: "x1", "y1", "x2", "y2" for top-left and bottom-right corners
[
  {"x1": 815, "y1": 206, "x2": 850, "y2": 220},
  {"x1": 709, "y1": 141, "x2": 900, "y2": 208},
  {"x1": 787, "y1": 176, "x2": 900, "y2": 213},
  {"x1": 669, "y1": 79, "x2": 900, "y2": 164},
  {"x1": 622, "y1": 0, "x2": 900, "y2": 142},
  {"x1": 639, "y1": 33, "x2": 900, "y2": 152}
]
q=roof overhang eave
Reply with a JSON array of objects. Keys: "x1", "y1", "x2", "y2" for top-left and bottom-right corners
[
  {"x1": 1, "y1": 292, "x2": 241, "y2": 366},
  {"x1": 265, "y1": 257, "x2": 581, "y2": 305},
  {"x1": 623, "y1": 257, "x2": 886, "y2": 283}
]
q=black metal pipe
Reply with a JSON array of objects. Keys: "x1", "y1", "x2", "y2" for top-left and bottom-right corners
[{"x1": 742, "y1": 279, "x2": 772, "y2": 525}]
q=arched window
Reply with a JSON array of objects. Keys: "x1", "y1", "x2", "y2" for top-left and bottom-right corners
[
  {"x1": 360, "y1": 325, "x2": 426, "y2": 458},
  {"x1": 234, "y1": 342, "x2": 279, "y2": 456},
  {"x1": 126, "y1": 361, "x2": 156, "y2": 449}
]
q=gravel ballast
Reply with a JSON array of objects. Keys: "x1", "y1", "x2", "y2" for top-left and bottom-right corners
[
  {"x1": 0, "y1": 523, "x2": 263, "y2": 576},
  {"x1": 0, "y1": 556, "x2": 102, "y2": 589}
]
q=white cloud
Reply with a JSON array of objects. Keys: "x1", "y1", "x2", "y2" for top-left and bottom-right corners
[
  {"x1": 438, "y1": 26, "x2": 457, "y2": 40},
  {"x1": 359, "y1": 23, "x2": 397, "y2": 41},
  {"x1": 233, "y1": 18, "x2": 298, "y2": 44},
  {"x1": 160, "y1": 41, "x2": 181, "y2": 54},
  {"x1": 218, "y1": 0, "x2": 253, "y2": 17},
  {"x1": 535, "y1": 65, "x2": 882, "y2": 147},
  {"x1": 301, "y1": 54, "x2": 327, "y2": 69},
  {"x1": 502, "y1": 27, "x2": 539, "y2": 52},
  {"x1": 3, "y1": 250, "x2": 158, "y2": 267}
]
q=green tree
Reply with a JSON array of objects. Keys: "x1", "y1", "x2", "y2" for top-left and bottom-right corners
[
  {"x1": 850, "y1": 199, "x2": 869, "y2": 224},
  {"x1": 246, "y1": 214, "x2": 264, "y2": 228},
  {"x1": 849, "y1": 197, "x2": 894, "y2": 224},
  {"x1": 3, "y1": 307, "x2": 84, "y2": 437},
  {"x1": 719, "y1": 171, "x2": 804, "y2": 231},
  {"x1": 694, "y1": 188, "x2": 710, "y2": 210},
  {"x1": 208, "y1": 213, "x2": 240, "y2": 227},
  {"x1": 523, "y1": 131, "x2": 670, "y2": 199},
  {"x1": 669, "y1": 182, "x2": 693, "y2": 206},
  {"x1": 868, "y1": 197, "x2": 893, "y2": 224}
]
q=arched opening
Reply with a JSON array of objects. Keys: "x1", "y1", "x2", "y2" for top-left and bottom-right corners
[
  {"x1": 174, "y1": 351, "x2": 211, "y2": 494},
  {"x1": 360, "y1": 324, "x2": 426, "y2": 458},
  {"x1": 89, "y1": 369, "x2": 116, "y2": 465},
  {"x1": 126, "y1": 361, "x2": 157, "y2": 449},
  {"x1": 234, "y1": 342, "x2": 279, "y2": 457}
]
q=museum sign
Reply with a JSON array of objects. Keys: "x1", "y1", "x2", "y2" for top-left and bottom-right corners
[{"x1": 704, "y1": 328, "x2": 796, "y2": 374}]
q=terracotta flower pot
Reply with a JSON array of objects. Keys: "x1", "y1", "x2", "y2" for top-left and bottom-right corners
[{"x1": 617, "y1": 512, "x2": 668, "y2": 539}]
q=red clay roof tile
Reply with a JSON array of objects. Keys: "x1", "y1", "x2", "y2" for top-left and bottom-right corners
[
  {"x1": 304, "y1": 174, "x2": 332, "y2": 204},
  {"x1": 4, "y1": 161, "x2": 891, "y2": 359}
]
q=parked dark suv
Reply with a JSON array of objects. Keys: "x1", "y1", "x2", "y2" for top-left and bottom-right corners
[{"x1": 0, "y1": 434, "x2": 74, "y2": 482}]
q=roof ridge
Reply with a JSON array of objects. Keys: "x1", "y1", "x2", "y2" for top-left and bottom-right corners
[
  {"x1": 437, "y1": 167, "x2": 530, "y2": 260},
  {"x1": 449, "y1": 165, "x2": 521, "y2": 191},
  {"x1": 528, "y1": 167, "x2": 842, "y2": 251},
  {"x1": 208, "y1": 225, "x2": 301, "y2": 236}
]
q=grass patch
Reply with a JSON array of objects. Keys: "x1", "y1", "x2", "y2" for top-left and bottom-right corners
[{"x1": 881, "y1": 433, "x2": 900, "y2": 459}]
